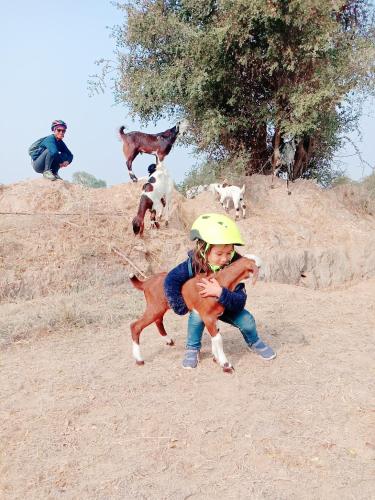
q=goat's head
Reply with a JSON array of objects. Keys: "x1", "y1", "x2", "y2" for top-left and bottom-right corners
[
  {"x1": 176, "y1": 119, "x2": 189, "y2": 136},
  {"x1": 132, "y1": 215, "x2": 144, "y2": 236}
]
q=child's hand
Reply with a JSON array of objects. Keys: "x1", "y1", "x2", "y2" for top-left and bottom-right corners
[{"x1": 197, "y1": 277, "x2": 222, "y2": 298}]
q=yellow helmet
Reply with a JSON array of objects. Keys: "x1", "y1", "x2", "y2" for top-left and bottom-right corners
[{"x1": 190, "y1": 213, "x2": 245, "y2": 246}]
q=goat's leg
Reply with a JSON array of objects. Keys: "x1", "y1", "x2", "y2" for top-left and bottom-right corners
[
  {"x1": 130, "y1": 310, "x2": 162, "y2": 365},
  {"x1": 235, "y1": 203, "x2": 240, "y2": 220},
  {"x1": 163, "y1": 194, "x2": 170, "y2": 227},
  {"x1": 204, "y1": 316, "x2": 233, "y2": 373},
  {"x1": 155, "y1": 318, "x2": 174, "y2": 346},
  {"x1": 156, "y1": 155, "x2": 166, "y2": 168},
  {"x1": 125, "y1": 152, "x2": 139, "y2": 182},
  {"x1": 220, "y1": 195, "x2": 228, "y2": 212},
  {"x1": 157, "y1": 198, "x2": 165, "y2": 221},
  {"x1": 150, "y1": 209, "x2": 160, "y2": 229},
  {"x1": 241, "y1": 200, "x2": 246, "y2": 218},
  {"x1": 223, "y1": 197, "x2": 230, "y2": 213}
]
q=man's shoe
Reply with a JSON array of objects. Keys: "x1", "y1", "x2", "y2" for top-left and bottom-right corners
[
  {"x1": 43, "y1": 170, "x2": 56, "y2": 181},
  {"x1": 54, "y1": 173, "x2": 63, "y2": 180}
]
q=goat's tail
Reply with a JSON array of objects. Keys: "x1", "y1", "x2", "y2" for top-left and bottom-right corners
[
  {"x1": 119, "y1": 125, "x2": 126, "y2": 137},
  {"x1": 129, "y1": 273, "x2": 145, "y2": 291}
]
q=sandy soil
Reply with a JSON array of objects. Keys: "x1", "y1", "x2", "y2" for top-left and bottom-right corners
[{"x1": 1, "y1": 176, "x2": 374, "y2": 499}]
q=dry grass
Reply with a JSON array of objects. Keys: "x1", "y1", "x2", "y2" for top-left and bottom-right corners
[
  {"x1": 0, "y1": 284, "x2": 144, "y2": 348},
  {"x1": 1, "y1": 279, "x2": 375, "y2": 499},
  {"x1": 334, "y1": 172, "x2": 375, "y2": 216}
]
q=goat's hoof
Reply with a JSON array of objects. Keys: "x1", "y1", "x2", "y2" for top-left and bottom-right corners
[
  {"x1": 223, "y1": 363, "x2": 234, "y2": 374},
  {"x1": 166, "y1": 339, "x2": 174, "y2": 346},
  {"x1": 165, "y1": 220, "x2": 169, "y2": 227},
  {"x1": 135, "y1": 360, "x2": 145, "y2": 366},
  {"x1": 288, "y1": 191, "x2": 292, "y2": 196},
  {"x1": 212, "y1": 357, "x2": 218, "y2": 364}
]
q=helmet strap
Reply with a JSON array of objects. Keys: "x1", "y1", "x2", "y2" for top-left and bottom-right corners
[{"x1": 199, "y1": 244, "x2": 235, "y2": 273}]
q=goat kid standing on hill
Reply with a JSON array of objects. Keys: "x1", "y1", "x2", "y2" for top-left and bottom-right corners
[
  {"x1": 119, "y1": 120, "x2": 188, "y2": 182},
  {"x1": 185, "y1": 182, "x2": 229, "y2": 200},
  {"x1": 132, "y1": 162, "x2": 174, "y2": 236},
  {"x1": 214, "y1": 184, "x2": 246, "y2": 219}
]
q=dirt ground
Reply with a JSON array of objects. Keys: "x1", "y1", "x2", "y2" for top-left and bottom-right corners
[{"x1": 1, "y1": 177, "x2": 375, "y2": 499}]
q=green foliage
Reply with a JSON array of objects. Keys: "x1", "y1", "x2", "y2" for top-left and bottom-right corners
[
  {"x1": 108, "y1": 0, "x2": 375, "y2": 179},
  {"x1": 331, "y1": 175, "x2": 353, "y2": 187},
  {"x1": 72, "y1": 171, "x2": 107, "y2": 189}
]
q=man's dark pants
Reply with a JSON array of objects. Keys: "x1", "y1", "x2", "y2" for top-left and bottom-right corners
[{"x1": 32, "y1": 150, "x2": 61, "y2": 175}]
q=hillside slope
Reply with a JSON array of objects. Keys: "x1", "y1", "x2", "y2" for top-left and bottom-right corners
[{"x1": 1, "y1": 175, "x2": 374, "y2": 303}]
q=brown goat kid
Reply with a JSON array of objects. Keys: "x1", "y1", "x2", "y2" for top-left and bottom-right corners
[
  {"x1": 119, "y1": 120, "x2": 188, "y2": 182},
  {"x1": 129, "y1": 256, "x2": 258, "y2": 373}
]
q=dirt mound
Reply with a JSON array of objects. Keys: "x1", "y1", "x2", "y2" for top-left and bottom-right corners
[
  {"x1": 188, "y1": 176, "x2": 375, "y2": 287},
  {"x1": 1, "y1": 177, "x2": 375, "y2": 499},
  {"x1": 0, "y1": 179, "x2": 191, "y2": 302},
  {"x1": 0, "y1": 176, "x2": 374, "y2": 303}
]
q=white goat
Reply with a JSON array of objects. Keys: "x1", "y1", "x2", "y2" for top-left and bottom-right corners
[
  {"x1": 132, "y1": 162, "x2": 174, "y2": 236},
  {"x1": 186, "y1": 182, "x2": 229, "y2": 199},
  {"x1": 214, "y1": 184, "x2": 246, "y2": 219},
  {"x1": 185, "y1": 184, "x2": 209, "y2": 199}
]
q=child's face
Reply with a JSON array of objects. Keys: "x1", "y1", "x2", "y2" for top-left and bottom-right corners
[{"x1": 207, "y1": 244, "x2": 234, "y2": 267}]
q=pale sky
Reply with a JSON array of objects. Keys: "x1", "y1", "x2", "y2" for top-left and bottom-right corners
[{"x1": 1, "y1": 1, "x2": 373, "y2": 187}]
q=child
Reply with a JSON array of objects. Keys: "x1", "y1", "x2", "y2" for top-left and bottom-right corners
[{"x1": 164, "y1": 213, "x2": 276, "y2": 369}]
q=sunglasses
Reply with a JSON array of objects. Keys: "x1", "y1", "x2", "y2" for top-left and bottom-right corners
[{"x1": 55, "y1": 128, "x2": 66, "y2": 133}]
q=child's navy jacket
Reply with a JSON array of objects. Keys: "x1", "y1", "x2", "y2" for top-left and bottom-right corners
[{"x1": 163, "y1": 252, "x2": 247, "y2": 315}]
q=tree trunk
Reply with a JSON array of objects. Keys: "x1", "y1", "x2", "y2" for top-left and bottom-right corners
[
  {"x1": 245, "y1": 123, "x2": 269, "y2": 176},
  {"x1": 292, "y1": 136, "x2": 315, "y2": 180},
  {"x1": 271, "y1": 127, "x2": 282, "y2": 174}
]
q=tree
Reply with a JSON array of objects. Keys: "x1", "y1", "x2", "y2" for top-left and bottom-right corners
[
  {"x1": 107, "y1": 0, "x2": 375, "y2": 180},
  {"x1": 72, "y1": 171, "x2": 107, "y2": 188}
]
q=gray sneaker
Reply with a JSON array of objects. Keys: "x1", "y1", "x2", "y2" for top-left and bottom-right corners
[
  {"x1": 43, "y1": 170, "x2": 56, "y2": 181},
  {"x1": 248, "y1": 340, "x2": 276, "y2": 360},
  {"x1": 182, "y1": 349, "x2": 199, "y2": 369}
]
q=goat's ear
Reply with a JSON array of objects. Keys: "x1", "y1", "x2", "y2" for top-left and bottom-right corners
[
  {"x1": 244, "y1": 253, "x2": 262, "y2": 268},
  {"x1": 241, "y1": 185, "x2": 245, "y2": 193}
]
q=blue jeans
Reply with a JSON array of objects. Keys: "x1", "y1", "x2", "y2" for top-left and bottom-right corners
[{"x1": 186, "y1": 309, "x2": 259, "y2": 350}]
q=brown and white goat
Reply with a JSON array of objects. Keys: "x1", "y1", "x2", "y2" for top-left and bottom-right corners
[
  {"x1": 132, "y1": 162, "x2": 174, "y2": 236},
  {"x1": 129, "y1": 256, "x2": 259, "y2": 372},
  {"x1": 119, "y1": 120, "x2": 188, "y2": 182}
]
